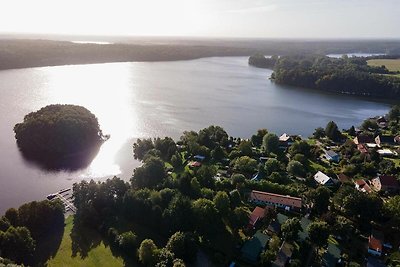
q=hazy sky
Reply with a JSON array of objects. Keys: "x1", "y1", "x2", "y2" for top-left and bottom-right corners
[{"x1": 1, "y1": 0, "x2": 399, "y2": 38}]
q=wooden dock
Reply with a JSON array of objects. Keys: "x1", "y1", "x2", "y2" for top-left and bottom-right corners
[{"x1": 47, "y1": 188, "x2": 76, "y2": 215}]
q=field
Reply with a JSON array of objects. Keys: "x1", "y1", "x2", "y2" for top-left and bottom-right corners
[
  {"x1": 46, "y1": 216, "x2": 125, "y2": 267},
  {"x1": 367, "y1": 59, "x2": 400, "y2": 73}
]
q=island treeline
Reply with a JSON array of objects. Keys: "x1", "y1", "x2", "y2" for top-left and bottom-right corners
[{"x1": 250, "y1": 54, "x2": 400, "y2": 99}]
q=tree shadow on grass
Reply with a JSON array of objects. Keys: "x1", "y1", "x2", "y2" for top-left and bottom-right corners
[
  {"x1": 70, "y1": 221, "x2": 102, "y2": 259},
  {"x1": 31, "y1": 221, "x2": 65, "y2": 266}
]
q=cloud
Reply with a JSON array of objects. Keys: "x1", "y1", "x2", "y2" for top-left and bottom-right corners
[{"x1": 224, "y1": 4, "x2": 278, "y2": 14}]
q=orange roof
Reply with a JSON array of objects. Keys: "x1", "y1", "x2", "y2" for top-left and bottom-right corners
[
  {"x1": 250, "y1": 190, "x2": 302, "y2": 209},
  {"x1": 369, "y1": 236, "x2": 382, "y2": 252},
  {"x1": 248, "y1": 207, "x2": 266, "y2": 226},
  {"x1": 355, "y1": 179, "x2": 372, "y2": 193}
]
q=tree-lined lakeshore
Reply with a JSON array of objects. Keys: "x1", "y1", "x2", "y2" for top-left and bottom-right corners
[
  {"x1": 1, "y1": 105, "x2": 400, "y2": 266},
  {"x1": 1, "y1": 38, "x2": 400, "y2": 70}
]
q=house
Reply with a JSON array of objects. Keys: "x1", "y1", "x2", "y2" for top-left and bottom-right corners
[
  {"x1": 337, "y1": 173, "x2": 351, "y2": 184},
  {"x1": 271, "y1": 242, "x2": 293, "y2": 267},
  {"x1": 248, "y1": 206, "x2": 267, "y2": 229},
  {"x1": 298, "y1": 217, "x2": 312, "y2": 242},
  {"x1": 354, "y1": 179, "x2": 372, "y2": 193},
  {"x1": 322, "y1": 241, "x2": 342, "y2": 267},
  {"x1": 241, "y1": 230, "x2": 271, "y2": 263},
  {"x1": 325, "y1": 150, "x2": 340, "y2": 162},
  {"x1": 193, "y1": 155, "x2": 206, "y2": 161},
  {"x1": 368, "y1": 231, "x2": 384, "y2": 257},
  {"x1": 375, "y1": 135, "x2": 396, "y2": 146},
  {"x1": 249, "y1": 190, "x2": 302, "y2": 211},
  {"x1": 354, "y1": 135, "x2": 374, "y2": 145},
  {"x1": 314, "y1": 171, "x2": 335, "y2": 186},
  {"x1": 377, "y1": 149, "x2": 398, "y2": 157},
  {"x1": 357, "y1": 144, "x2": 369, "y2": 154},
  {"x1": 267, "y1": 213, "x2": 289, "y2": 235},
  {"x1": 376, "y1": 116, "x2": 388, "y2": 128},
  {"x1": 188, "y1": 161, "x2": 202, "y2": 168},
  {"x1": 279, "y1": 133, "x2": 294, "y2": 147},
  {"x1": 371, "y1": 175, "x2": 400, "y2": 192}
]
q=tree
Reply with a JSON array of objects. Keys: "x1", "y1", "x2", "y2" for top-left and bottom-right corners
[
  {"x1": 281, "y1": 218, "x2": 301, "y2": 241},
  {"x1": 138, "y1": 239, "x2": 158, "y2": 266},
  {"x1": 166, "y1": 232, "x2": 198, "y2": 262},
  {"x1": 117, "y1": 231, "x2": 137, "y2": 253},
  {"x1": 230, "y1": 207, "x2": 249, "y2": 230},
  {"x1": 229, "y1": 190, "x2": 242, "y2": 208},
  {"x1": 308, "y1": 221, "x2": 329, "y2": 251},
  {"x1": 192, "y1": 199, "x2": 220, "y2": 236},
  {"x1": 133, "y1": 138, "x2": 155, "y2": 160},
  {"x1": 0, "y1": 226, "x2": 35, "y2": 264},
  {"x1": 388, "y1": 105, "x2": 400, "y2": 123},
  {"x1": 262, "y1": 133, "x2": 280, "y2": 154},
  {"x1": 234, "y1": 156, "x2": 258, "y2": 173},
  {"x1": 237, "y1": 140, "x2": 253, "y2": 156},
  {"x1": 171, "y1": 153, "x2": 182, "y2": 168},
  {"x1": 213, "y1": 191, "x2": 231, "y2": 216},
  {"x1": 286, "y1": 160, "x2": 305, "y2": 177},
  {"x1": 348, "y1": 125, "x2": 356, "y2": 136},
  {"x1": 289, "y1": 141, "x2": 311, "y2": 158},
  {"x1": 251, "y1": 129, "x2": 268, "y2": 147},
  {"x1": 264, "y1": 158, "x2": 281, "y2": 175},
  {"x1": 173, "y1": 259, "x2": 186, "y2": 267},
  {"x1": 260, "y1": 250, "x2": 276, "y2": 266},
  {"x1": 385, "y1": 195, "x2": 400, "y2": 222},
  {"x1": 211, "y1": 145, "x2": 226, "y2": 161},
  {"x1": 0, "y1": 216, "x2": 10, "y2": 231},
  {"x1": 325, "y1": 121, "x2": 341, "y2": 141},
  {"x1": 196, "y1": 165, "x2": 216, "y2": 188},
  {"x1": 361, "y1": 119, "x2": 378, "y2": 131},
  {"x1": 308, "y1": 187, "x2": 331, "y2": 215},
  {"x1": 131, "y1": 156, "x2": 166, "y2": 189},
  {"x1": 231, "y1": 174, "x2": 246, "y2": 187},
  {"x1": 313, "y1": 127, "x2": 325, "y2": 139}
]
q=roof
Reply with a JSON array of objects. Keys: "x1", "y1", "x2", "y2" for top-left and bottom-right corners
[
  {"x1": 248, "y1": 207, "x2": 266, "y2": 226},
  {"x1": 249, "y1": 190, "x2": 302, "y2": 209},
  {"x1": 298, "y1": 217, "x2": 312, "y2": 241},
  {"x1": 337, "y1": 173, "x2": 350, "y2": 183},
  {"x1": 272, "y1": 242, "x2": 293, "y2": 267},
  {"x1": 241, "y1": 230, "x2": 271, "y2": 263},
  {"x1": 375, "y1": 175, "x2": 399, "y2": 188},
  {"x1": 279, "y1": 133, "x2": 292, "y2": 142},
  {"x1": 326, "y1": 150, "x2": 338, "y2": 157},
  {"x1": 354, "y1": 135, "x2": 374, "y2": 144},
  {"x1": 314, "y1": 171, "x2": 333, "y2": 185},
  {"x1": 377, "y1": 149, "x2": 397, "y2": 156},
  {"x1": 369, "y1": 236, "x2": 383, "y2": 252},
  {"x1": 322, "y1": 241, "x2": 341, "y2": 267},
  {"x1": 376, "y1": 135, "x2": 395, "y2": 144},
  {"x1": 189, "y1": 161, "x2": 202, "y2": 167},
  {"x1": 355, "y1": 179, "x2": 372, "y2": 193}
]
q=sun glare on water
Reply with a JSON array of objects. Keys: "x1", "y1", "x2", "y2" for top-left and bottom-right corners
[{"x1": 41, "y1": 63, "x2": 140, "y2": 178}]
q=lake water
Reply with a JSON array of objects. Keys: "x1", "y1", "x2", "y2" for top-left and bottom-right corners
[{"x1": 0, "y1": 57, "x2": 391, "y2": 214}]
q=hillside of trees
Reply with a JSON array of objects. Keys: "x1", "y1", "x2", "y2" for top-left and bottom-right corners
[{"x1": 264, "y1": 55, "x2": 400, "y2": 99}]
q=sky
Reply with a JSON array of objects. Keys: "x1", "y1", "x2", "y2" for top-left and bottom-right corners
[{"x1": 1, "y1": 0, "x2": 399, "y2": 38}]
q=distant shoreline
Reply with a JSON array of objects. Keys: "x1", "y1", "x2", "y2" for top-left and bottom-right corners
[{"x1": 0, "y1": 38, "x2": 399, "y2": 71}]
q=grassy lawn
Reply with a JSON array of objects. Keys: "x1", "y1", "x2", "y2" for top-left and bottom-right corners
[
  {"x1": 367, "y1": 59, "x2": 400, "y2": 77},
  {"x1": 46, "y1": 216, "x2": 125, "y2": 267},
  {"x1": 383, "y1": 157, "x2": 400, "y2": 167}
]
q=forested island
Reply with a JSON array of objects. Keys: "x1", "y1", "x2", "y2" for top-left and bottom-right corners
[
  {"x1": 2, "y1": 106, "x2": 400, "y2": 266},
  {"x1": 14, "y1": 104, "x2": 105, "y2": 170},
  {"x1": 249, "y1": 54, "x2": 400, "y2": 100}
]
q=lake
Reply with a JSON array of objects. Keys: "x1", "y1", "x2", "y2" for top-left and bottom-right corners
[{"x1": 0, "y1": 57, "x2": 391, "y2": 214}]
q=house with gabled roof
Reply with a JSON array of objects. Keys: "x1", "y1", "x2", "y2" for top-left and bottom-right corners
[
  {"x1": 371, "y1": 175, "x2": 399, "y2": 192},
  {"x1": 314, "y1": 171, "x2": 335, "y2": 186},
  {"x1": 375, "y1": 135, "x2": 396, "y2": 146},
  {"x1": 354, "y1": 135, "x2": 374, "y2": 145},
  {"x1": 249, "y1": 190, "x2": 302, "y2": 211},
  {"x1": 248, "y1": 206, "x2": 267, "y2": 229},
  {"x1": 355, "y1": 179, "x2": 372, "y2": 193},
  {"x1": 368, "y1": 231, "x2": 384, "y2": 257}
]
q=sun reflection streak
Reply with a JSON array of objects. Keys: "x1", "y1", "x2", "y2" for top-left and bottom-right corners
[{"x1": 42, "y1": 63, "x2": 139, "y2": 178}]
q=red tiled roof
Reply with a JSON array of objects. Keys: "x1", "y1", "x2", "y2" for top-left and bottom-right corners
[
  {"x1": 248, "y1": 207, "x2": 266, "y2": 227},
  {"x1": 369, "y1": 236, "x2": 382, "y2": 252},
  {"x1": 355, "y1": 179, "x2": 372, "y2": 193},
  {"x1": 250, "y1": 190, "x2": 302, "y2": 209}
]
